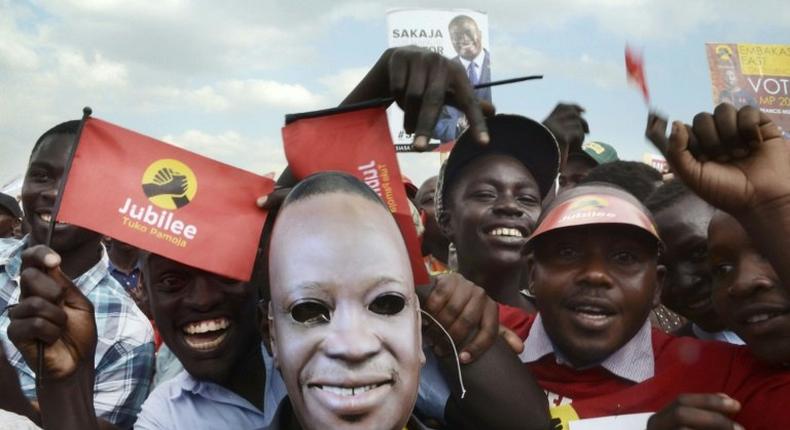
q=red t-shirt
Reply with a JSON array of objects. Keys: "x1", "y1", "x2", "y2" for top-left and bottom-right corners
[
  {"x1": 498, "y1": 303, "x2": 533, "y2": 339},
  {"x1": 516, "y1": 313, "x2": 790, "y2": 429}
]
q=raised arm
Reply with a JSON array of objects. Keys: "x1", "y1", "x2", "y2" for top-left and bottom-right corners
[
  {"x1": 7, "y1": 245, "x2": 101, "y2": 430},
  {"x1": 661, "y1": 103, "x2": 790, "y2": 293}
]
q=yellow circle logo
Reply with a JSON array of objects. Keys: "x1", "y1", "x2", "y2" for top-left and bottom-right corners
[
  {"x1": 568, "y1": 196, "x2": 608, "y2": 212},
  {"x1": 141, "y1": 159, "x2": 198, "y2": 210},
  {"x1": 716, "y1": 45, "x2": 733, "y2": 61}
]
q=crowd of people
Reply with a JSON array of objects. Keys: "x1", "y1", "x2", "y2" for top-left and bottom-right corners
[{"x1": 0, "y1": 45, "x2": 789, "y2": 430}]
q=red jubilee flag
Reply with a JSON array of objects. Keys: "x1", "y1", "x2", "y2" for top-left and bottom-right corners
[
  {"x1": 282, "y1": 107, "x2": 431, "y2": 286},
  {"x1": 625, "y1": 45, "x2": 650, "y2": 104},
  {"x1": 57, "y1": 117, "x2": 274, "y2": 281}
]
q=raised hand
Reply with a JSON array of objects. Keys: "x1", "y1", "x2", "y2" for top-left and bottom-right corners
[
  {"x1": 421, "y1": 273, "x2": 499, "y2": 364},
  {"x1": 7, "y1": 245, "x2": 97, "y2": 380},
  {"x1": 543, "y1": 103, "x2": 589, "y2": 164},
  {"x1": 647, "y1": 394, "x2": 743, "y2": 430},
  {"x1": 665, "y1": 103, "x2": 790, "y2": 216},
  {"x1": 343, "y1": 46, "x2": 491, "y2": 151}
]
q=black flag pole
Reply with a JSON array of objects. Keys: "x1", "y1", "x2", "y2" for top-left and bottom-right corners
[
  {"x1": 37, "y1": 106, "x2": 92, "y2": 389},
  {"x1": 285, "y1": 74, "x2": 543, "y2": 124}
]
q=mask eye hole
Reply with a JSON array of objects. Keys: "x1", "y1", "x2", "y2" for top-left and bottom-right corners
[
  {"x1": 290, "y1": 300, "x2": 331, "y2": 326},
  {"x1": 368, "y1": 293, "x2": 406, "y2": 316}
]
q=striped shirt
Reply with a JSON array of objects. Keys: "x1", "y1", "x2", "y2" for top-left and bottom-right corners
[
  {"x1": 519, "y1": 314, "x2": 655, "y2": 383},
  {"x1": 0, "y1": 237, "x2": 155, "y2": 429}
]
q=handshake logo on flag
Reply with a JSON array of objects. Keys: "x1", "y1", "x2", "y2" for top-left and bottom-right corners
[
  {"x1": 118, "y1": 158, "x2": 201, "y2": 247},
  {"x1": 141, "y1": 159, "x2": 198, "y2": 210},
  {"x1": 57, "y1": 116, "x2": 273, "y2": 281}
]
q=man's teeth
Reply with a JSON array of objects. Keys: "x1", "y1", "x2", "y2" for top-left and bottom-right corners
[
  {"x1": 39, "y1": 213, "x2": 52, "y2": 223},
  {"x1": 574, "y1": 306, "x2": 610, "y2": 318},
  {"x1": 317, "y1": 384, "x2": 382, "y2": 396},
  {"x1": 745, "y1": 313, "x2": 778, "y2": 324},
  {"x1": 488, "y1": 227, "x2": 523, "y2": 238},
  {"x1": 184, "y1": 332, "x2": 228, "y2": 350},
  {"x1": 183, "y1": 318, "x2": 230, "y2": 335}
]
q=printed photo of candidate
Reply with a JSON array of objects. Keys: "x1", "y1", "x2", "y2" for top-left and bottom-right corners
[{"x1": 434, "y1": 14, "x2": 492, "y2": 142}]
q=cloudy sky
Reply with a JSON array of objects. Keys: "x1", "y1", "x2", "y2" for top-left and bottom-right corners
[{"x1": 1, "y1": 0, "x2": 788, "y2": 189}]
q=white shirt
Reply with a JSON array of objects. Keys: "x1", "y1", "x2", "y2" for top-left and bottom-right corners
[{"x1": 519, "y1": 314, "x2": 655, "y2": 383}]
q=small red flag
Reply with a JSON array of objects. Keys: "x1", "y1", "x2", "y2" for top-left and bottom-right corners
[
  {"x1": 57, "y1": 117, "x2": 274, "y2": 281},
  {"x1": 282, "y1": 107, "x2": 431, "y2": 286},
  {"x1": 625, "y1": 45, "x2": 650, "y2": 104}
]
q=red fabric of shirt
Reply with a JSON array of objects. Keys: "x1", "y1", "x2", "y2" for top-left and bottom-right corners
[{"x1": 515, "y1": 313, "x2": 790, "y2": 429}]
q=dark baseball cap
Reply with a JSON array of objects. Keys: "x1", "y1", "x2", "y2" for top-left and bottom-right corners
[
  {"x1": 436, "y1": 114, "x2": 560, "y2": 220},
  {"x1": 0, "y1": 193, "x2": 22, "y2": 218}
]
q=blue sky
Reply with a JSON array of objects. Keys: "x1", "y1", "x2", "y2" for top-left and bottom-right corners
[{"x1": 2, "y1": 0, "x2": 788, "y2": 189}]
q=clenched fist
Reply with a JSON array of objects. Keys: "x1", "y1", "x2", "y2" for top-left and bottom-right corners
[{"x1": 7, "y1": 245, "x2": 97, "y2": 380}]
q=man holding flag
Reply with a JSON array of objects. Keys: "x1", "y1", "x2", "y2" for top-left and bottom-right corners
[
  {"x1": 4, "y1": 46, "x2": 553, "y2": 430},
  {"x1": 0, "y1": 120, "x2": 155, "y2": 429}
]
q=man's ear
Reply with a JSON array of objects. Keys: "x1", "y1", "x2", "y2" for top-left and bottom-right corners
[
  {"x1": 653, "y1": 264, "x2": 667, "y2": 308},
  {"x1": 264, "y1": 301, "x2": 279, "y2": 368},
  {"x1": 437, "y1": 210, "x2": 455, "y2": 244},
  {"x1": 524, "y1": 252, "x2": 537, "y2": 296}
]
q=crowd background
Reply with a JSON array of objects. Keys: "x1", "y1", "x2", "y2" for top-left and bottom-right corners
[
  {"x1": 2, "y1": 0, "x2": 789, "y2": 191},
  {"x1": 2, "y1": 2, "x2": 790, "y2": 430}
]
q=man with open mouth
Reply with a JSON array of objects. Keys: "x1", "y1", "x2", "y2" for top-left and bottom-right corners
[
  {"x1": 436, "y1": 114, "x2": 560, "y2": 317},
  {"x1": 7, "y1": 171, "x2": 552, "y2": 430},
  {"x1": 0, "y1": 121, "x2": 154, "y2": 429},
  {"x1": 507, "y1": 183, "x2": 790, "y2": 429}
]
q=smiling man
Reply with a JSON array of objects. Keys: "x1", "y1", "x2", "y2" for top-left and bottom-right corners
[
  {"x1": 0, "y1": 192, "x2": 22, "y2": 239},
  {"x1": 433, "y1": 14, "x2": 492, "y2": 142},
  {"x1": 508, "y1": 183, "x2": 790, "y2": 429},
  {"x1": 708, "y1": 211, "x2": 790, "y2": 366},
  {"x1": 0, "y1": 121, "x2": 154, "y2": 429},
  {"x1": 645, "y1": 180, "x2": 742, "y2": 344},
  {"x1": 129, "y1": 251, "x2": 289, "y2": 430},
  {"x1": 437, "y1": 114, "x2": 560, "y2": 314}
]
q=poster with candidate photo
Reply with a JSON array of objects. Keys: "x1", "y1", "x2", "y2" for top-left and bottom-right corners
[
  {"x1": 386, "y1": 8, "x2": 491, "y2": 151},
  {"x1": 705, "y1": 43, "x2": 790, "y2": 138}
]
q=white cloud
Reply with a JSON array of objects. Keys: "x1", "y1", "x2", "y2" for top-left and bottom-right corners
[
  {"x1": 318, "y1": 67, "x2": 369, "y2": 101},
  {"x1": 56, "y1": 50, "x2": 129, "y2": 88},
  {"x1": 161, "y1": 129, "x2": 287, "y2": 177},
  {"x1": 2, "y1": 0, "x2": 789, "y2": 185},
  {"x1": 495, "y1": 44, "x2": 621, "y2": 89},
  {"x1": 146, "y1": 79, "x2": 326, "y2": 113},
  {"x1": 219, "y1": 80, "x2": 325, "y2": 110}
]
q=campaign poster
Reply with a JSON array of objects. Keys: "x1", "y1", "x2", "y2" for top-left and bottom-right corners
[
  {"x1": 386, "y1": 8, "x2": 491, "y2": 151},
  {"x1": 705, "y1": 43, "x2": 790, "y2": 138},
  {"x1": 642, "y1": 152, "x2": 669, "y2": 174}
]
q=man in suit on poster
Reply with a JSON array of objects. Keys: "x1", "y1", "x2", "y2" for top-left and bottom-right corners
[{"x1": 434, "y1": 15, "x2": 492, "y2": 143}]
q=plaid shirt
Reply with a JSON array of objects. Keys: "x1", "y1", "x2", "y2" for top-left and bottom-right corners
[{"x1": 0, "y1": 237, "x2": 155, "y2": 429}]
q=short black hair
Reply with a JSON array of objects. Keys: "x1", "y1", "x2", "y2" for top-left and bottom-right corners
[
  {"x1": 580, "y1": 160, "x2": 662, "y2": 202},
  {"x1": 449, "y1": 14, "x2": 479, "y2": 30},
  {"x1": 281, "y1": 171, "x2": 385, "y2": 210},
  {"x1": 30, "y1": 120, "x2": 81, "y2": 161},
  {"x1": 644, "y1": 179, "x2": 691, "y2": 214},
  {"x1": 415, "y1": 175, "x2": 438, "y2": 205}
]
